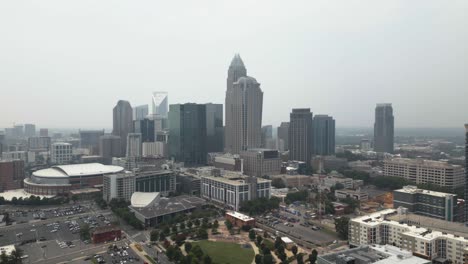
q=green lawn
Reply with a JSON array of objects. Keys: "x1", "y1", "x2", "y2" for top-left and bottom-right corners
[{"x1": 194, "y1": 240, "x2": 255, "y2": 264}]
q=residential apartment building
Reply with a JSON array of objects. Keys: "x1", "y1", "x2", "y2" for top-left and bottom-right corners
[
  {"x1": 201, "y1": 175, "x2": 271, "y2": 211},
  {"x1": 383, "y1": 158, "x2": 465, "y2": 189},
  {"x1": 349, "y1": 209, "x2": 468, "y2": 263},
  {"x1": 103, "y1": 170, "x2": 175, "y2": 202},
  {"x1": 394, "y1": 185, "x2": 458, "y2": 222},
  {"x1": 240, "y1": 148, "x2": 281, "y2": 177}
]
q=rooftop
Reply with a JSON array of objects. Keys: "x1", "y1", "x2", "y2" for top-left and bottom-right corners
[
  {"x1": 92, "y1": 225, "x2": 121, "y2": 235},
  {"x1": 226, "y1": 211, "x2": 254, "y2": 221},
  {"x1": 384, "y1": 158, "x2": 462, "y2": 169},
  {"x1": 0, "y1": 245, "x2": 16, "y2": 256},
  {"x1": 130, "y1": 195, "x2": 205, "y2": 219},
  {"x1": 394, "y1": 185, "x2": 456, "y2": 198},
  {"x1": 131, "y1": 192, "x2": 160, "y2": 208},
  {"x1": 33, "y1": 163, "x2": 124, "y2": 178}
]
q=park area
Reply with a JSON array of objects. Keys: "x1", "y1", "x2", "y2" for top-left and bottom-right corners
[{"x1": 194, "y1": 240, "x2": 255, "y2": 264}]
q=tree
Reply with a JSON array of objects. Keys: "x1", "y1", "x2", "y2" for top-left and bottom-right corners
[
  {"x1": 80, "y1": 224, "x2": 91, "y2": 241},
  {"x1": 197, "y1": 228, "x2": 208, "y2": 239},
  {"x1": 296, "y1": 253, "x2": 304, "y2": 264},
  {"x1": 71, "y1": 195, "x2": 79, "y2": 203},
  {"x1": 10, "y1": 248, "x2": 23, "y2": 264},
  {"x1": 249, "y1": 230, "x2": 256, "y2": 241},
  {"x1": 166, "y1": 246, "x2": 176, "y2": 260},
  {"x1": 256, "y1": 235, "x2": 263, "y2": 245},
  {"x1": 225, "y1": 220, "x2": 233, "y2": 230},
  {"x1": 285, "y1": 190, "x2": 309, "y2": 204},
  {"x1": 171, "y1": 225, "x2": 178, "y2": 233},
  {"x1": 291, "y1": 245, "x2": 298, "y2": 256},
  {"x1": 185, "y1": 242, "x2": 192, "y2": 253},
  {"x1": 309, "y1": 249, "x2": 318, "y2": 264},
  {"x1": 150, "y1": 230, "x2": 159, "y2": 242},
  {"x1": 263, "y1": 231, "x2": 269, "y2": 238},
  {"x1": 191, "y1": 245, "x2": 204, "y2": 260},
  {"x1": 163, "y1": 226, "x2": 171, "y2": 235},
  {"x1": 334, "y1": 183, "x2": 344, "y2": 190},
  {"x1": 213, "y1": 220, "x2": 219, "y2": 228},
  {"x1": 180, "y1": 222, "x2": 186, "y2": 230},
  {"x1": 187, "y1": 221, "x2": 193, "y2": 229},
  {"x1": 263, "y1": 254, "x2": 273, "y2": 264},
  {"x1": 203, "y1": 255, "x2": 212, "y2": 264},
  {"x1": 274, "y1": 236, "x2": 283, "y2": 250},
  {"x1": 271, "y1": 178, "x2": 286, "y2": 188},
  {"x1": 159, "y1": 232, "x2": 166, "y2": 241},
  {"x1": 194, "y1": 218, "x2": 201, "y2": 227},
  {"x1": 334, "y1": 217, "x2": 350, "y2": 240},
  {"x1": 255, "y1": 254, "x2": 263, "y2": 264}
]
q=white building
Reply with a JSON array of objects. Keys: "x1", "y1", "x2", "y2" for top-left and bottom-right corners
[
  {"x1": 142, "y1": 142, "x2": 167, "y2": 158},
  {"x1": 2, "y1": 151, "x2": 35, "y2": 164},
  {"x1": 126, "y1": 133, "x2": 142, "y2": 158},
  {"x1": 50, "y1": 142, "x2": 72, "y2": 165},
  {"x1": 151, "y1": 91, "x2": 168, "y2": 118},
  {"x1": 349, "y1": 209, "x2": 468, "y2": 263},
  {"x1": 383, "y1": 158, "x2": 465, "y2": 188}
]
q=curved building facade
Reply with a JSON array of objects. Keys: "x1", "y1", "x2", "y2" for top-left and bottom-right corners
[{"x1": 24, "y1": 163, "x2": 124, "y2": 196}]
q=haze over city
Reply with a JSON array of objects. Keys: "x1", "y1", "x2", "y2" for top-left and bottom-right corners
[{"x1": 1, "y1": 0, "x2": 467, "y2": 129}]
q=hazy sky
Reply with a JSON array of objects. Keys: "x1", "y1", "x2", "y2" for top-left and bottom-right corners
[{"x1": 1, "y1": 1, "x2": 467, "y2": 130}]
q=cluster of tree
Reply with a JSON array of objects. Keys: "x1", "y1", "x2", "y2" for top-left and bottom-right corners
[
  {"x1": 285, "y1": 190, "x2": 309, "y2": 204},
  {"x1": 336, "y1": 150, "x2": 367, "y2": 162},
  {"x1": 255, "y1": 242, "x2": 275, "y2": 264},
  {"x1": 108, "y1": 199, "x2": 143, "y2": 230},
  {"x1": 372, "y1": 176, "x2": 413, "y2": 190},
  {"x1": 239, "y1": 197, "x2": 280, "y2": 215},
  {"x1": 0, "y1": 195, "x2": 69, "y2": 206},
  {"x1": 80, "y1": 223, "x2": 91, "y2": 241},
  {"x1": 94, "y1": 196, "x2": 108, "y2": 209},
  {"x1": 166, "y1": 243, "x2": 212, "y2": 264},
  {"x1": 340, "y1": 197, "x2": 360, "y2": 214},
  {"x1": 334, "y1": 217, "x2": 350, "y2": 240},
  {"x1": 271, "y1": 178, "x2": 286, "y2": 189},
  {"x1": 338, "y1": 169, "x2": 371, "y2": 184},
  {"x1": 0, "y1": 249, "x2": 23, "y2": 264}
]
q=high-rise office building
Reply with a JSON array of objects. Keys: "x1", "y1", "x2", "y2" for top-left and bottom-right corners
[
  {"x1": 261, "y1": 125, "x2": 273, "y2": 148},
  {"x1": 313, "y1": 115, "x2": 335, "y2": 155},
  {"x1": 277, "y1": 122, "x2": 290, "y2": 151},
  {"x1": 134, "y1": 118, "x2": 155, "y2": 143},
  {"x1": 374, "y1": 103, "x2": 394, "y2": 153},
  {"x1": 99, "y1": 134, "x2": 121, "y2": 163},
  {"x1": 225, "y1": 55, "x2": 263, "y2": 154},
  {"x1": 51, "y1": 142, "x2": 73, "y2": 165},
  {"x1": 39, "y1": 128, "x2": 48, "y2": 137},
  {"x1": 133, "y1": 104, "x2": 149, "y2": 121},
  {"x1": 289, "y1": 109, "x2": 313, "y2": 164},
  {"x1": 79, "y1": 130, "x2": 105, "y2": 155},
  {"x1": 126, "y1": 133, "x2": 142, "y2": 158},
  {"x1": 151, "y1": 92, "x2": 168, "y2": 118},
  {"x1": 28, "y1": 136, "x2": 51, "y2": 152},
  {"x1": 24, "y1": 124, "x2": 36, "y2": 138},
  {"x1": 0, "y1": 160, "x2": 25, "y2": 192},
  {"x1": 168, "y1": 103, "x2": 207, "y2": 165},
  {"x1": 205, "y1": 103, "x2": 224, "y2": 153},
  {"x1": 464, "y1": 124, "x2": 468, "y2": 223},
  {"x1": 13, "y1": 125, "x2": 24, "y2": 138},
  {"x1": 113, "y1": 100, "x2": 133, "y2": 156},
  {"x1": 0, "y1": 132, "x2": 5, "y2": 154}
]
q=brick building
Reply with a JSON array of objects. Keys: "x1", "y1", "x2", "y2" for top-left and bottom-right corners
[
  {"x1": 0, "y1": 160, "x2": 24, "y2": 192},
  {"x1": 91, "y1": 226, "x2": 121, "y2": 244},
  {"x1": 225, "y1": 211, "x2": 255, "y2": 228}
]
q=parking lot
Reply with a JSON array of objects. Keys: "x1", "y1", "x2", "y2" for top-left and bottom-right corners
[{"x1": 1, "y1": 204, "x2": 91, "y2": 225}]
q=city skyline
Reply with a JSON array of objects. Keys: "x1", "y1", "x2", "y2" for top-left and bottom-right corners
[{"x1": 1, "y1": 1, "x2": 467, "y2": 129}]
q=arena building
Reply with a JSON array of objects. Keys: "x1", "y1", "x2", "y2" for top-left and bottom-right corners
[{"x1": 24, "y1": 163, "x2": 124, "y2": 196}]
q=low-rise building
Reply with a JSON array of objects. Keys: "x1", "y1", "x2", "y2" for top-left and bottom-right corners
[
  {"x1": 240, "y1": 148, "x2": 281, "y2": 177},
  {"x1": 91, "y1": 226, "x2": 121, "y2": 244},
  {"x1": 335, "y1": 189, "x2": 368, "y2": 202},
  {"x1": 225, "y1": 211, "x2": 255, "y2": 228},
  {"x1": 271, "y1": 174, "x2": 316, "y2": 189},
  {"x1": 322, "y1": 175, "x2": 353, "y2": 189},
  {"x1": 212, "y1": 153, "x2": 243, "y2": 171},
  {"x1": 393, "y1": 185, "x2": 458, "y2": 222}
]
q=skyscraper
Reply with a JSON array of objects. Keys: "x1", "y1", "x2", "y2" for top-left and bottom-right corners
[
  {"x1": 80, "y1": 130, "x2": 105, "y2": 155},
  {"x1": 99, "y1": 134, "x2": 121, "y2": 164},
  {"x1": 277, "y1": 122, "x2": 290, "y2": 151},
  {"x1": 261, "y1": 125, "x2": 273, "y2": 148},
  {"x1": 133, "y1": 104, "x2": 149, "y2": 121},
  {"x1": 374, "y1": 103, "x2": 394, "y2": 153},
  {"x1": 464, "y1": 124, "x2": 468, "y2": 223},
  {"x1": 152, "y1": 92, "x2": 168, "y2": 118},
  {"x1": 126, "y1": 133, "x2": 142, "y2": 158},
  {"x1": 24, "y1": 124, "x2": 36, "y2": 138},
  {"x1": 134, "y1": 118, "x2": 155, "y2": 143},
  {"x1": 225, "y1": 55, "x2": 263, "y2": 154},
  {"x1": 205, "y1": 103, "x2": 224, "y2": 153},
  {"x1": 168, "y1": 103, "x2": 207, "y2": 165},
  {"x1": 113, "y1": 100, "x2": 133, "y2": 156},
  {"x1": 289, "y1": 108, "x2": 313, "y2": 164},
  {"x1": 313, "y1": 115, "x2": 335, "y2": 155}
]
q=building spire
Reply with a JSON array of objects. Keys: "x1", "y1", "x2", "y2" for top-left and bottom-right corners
[{"x1": 230, "y1": 53, "x2": 245, "y2": 68}]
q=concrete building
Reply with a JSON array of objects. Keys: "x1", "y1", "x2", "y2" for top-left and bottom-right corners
[
  {"x1": 134, "y1": 118, "x2": 155, "y2": 143},
  {"x1": 318, "y1": 245, "x2": 430, "y2": 264},
  {"x1": 383, "y1": 158, "x2": 465, "y2": 189},
  {"x1": 335, "y1": 188, "x2": 369, "y2": 202},
  {"x1": 133, "y1": 104, "x2": 149, "y2": 121},
  {"x1": 289, "y1": 108, "x2": 313, "y2": 165},
  {"x1": 151, "y1": 91, "x2": 168, "y2": 118},
  {"x1": 225, "y1": 54, "x2": 263, "y2": 154},
  {"x1": 99, "y1": 134, "x2": 121, "y2": 164},
  {"x1": 312, "y1": 156, "x2": 348, "y2": 173},
  {"x1": 465, "y1": 124, "x2": 468, "y2": 223},
  {"x1": 126, "y1": 133, "x2": 142, "y2": 158},
  {"x1": 113, "y1": 100, "x2": 133, "y2": 156},
  {"x1": 205, "y1": 103, "x2": 224, "y2": 153},
  {"x1": 361, "y1": 139, "x2": 372, "y2": 151},
  {"x1": 277, "y1": 122, "x2": 290, "y2": 151},
  {"x1": 393, "y1": 186, "x2": 457, "y2": 221},
  {"x1": 374, "y1": 103, "x2": 394, "y2": 153},
  {"x1": 168, "y1": 103, "x2": 207, "y2": 165},
  {"x1": 313, "y1": 115, "x2": 335, "y2": 155},
  {"x1": 24, "y1": 124, "x2": 36, "y2": 138},
  {"x1": 79, "y1": 130, "x2": 105, "y2": 155},
  {"x1": 28, "y1": 136, "x2": 51, "y2": 152},
  {"x1": 176, "y1": 172, "x2": 201, "y2": 196},
  {"x1": 50, "y1": 142, "x2": 73, "y2": 165},
  {"x1": 212, "y1": 153, "x2": 243, "y2": 171},
  {"x1": 0, "y1": 160, "x2": 24, "y2": 192},
  {"x1": 2, "y1": 151, "x2": 35, "y2": 164},
  {"x1": 348, "y1": 209, "x2": 468, "y2": 263},
  {"x1": 39, "y1": 128, "x2": 48, "y2": 137},
  {"x1": 261, "y1": 125, "x2": 273, "y2": 148},
  {"x1": 142, "y1": 142, "x2": 167, "y2": 158},
  {"x1": 240, "y1": 148, "x2": 281, "y2": 177},
  {"x1": 201, "y1": 174, "x2": 271, "y2": 211},
  {"x1": 102, "y1": 170, "x2": 176, "y2": 202}
]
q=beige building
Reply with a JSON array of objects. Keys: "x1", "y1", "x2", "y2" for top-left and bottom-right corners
[
  {"x1": 240, "y1": 149, "x2": 281, "y2": 177},
  {"x1": 383, "y1": 158, "x2": 465, "y2": 188},
  {"x1": 349, "y1": 209, "x2": 468, "y2": 263}
]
